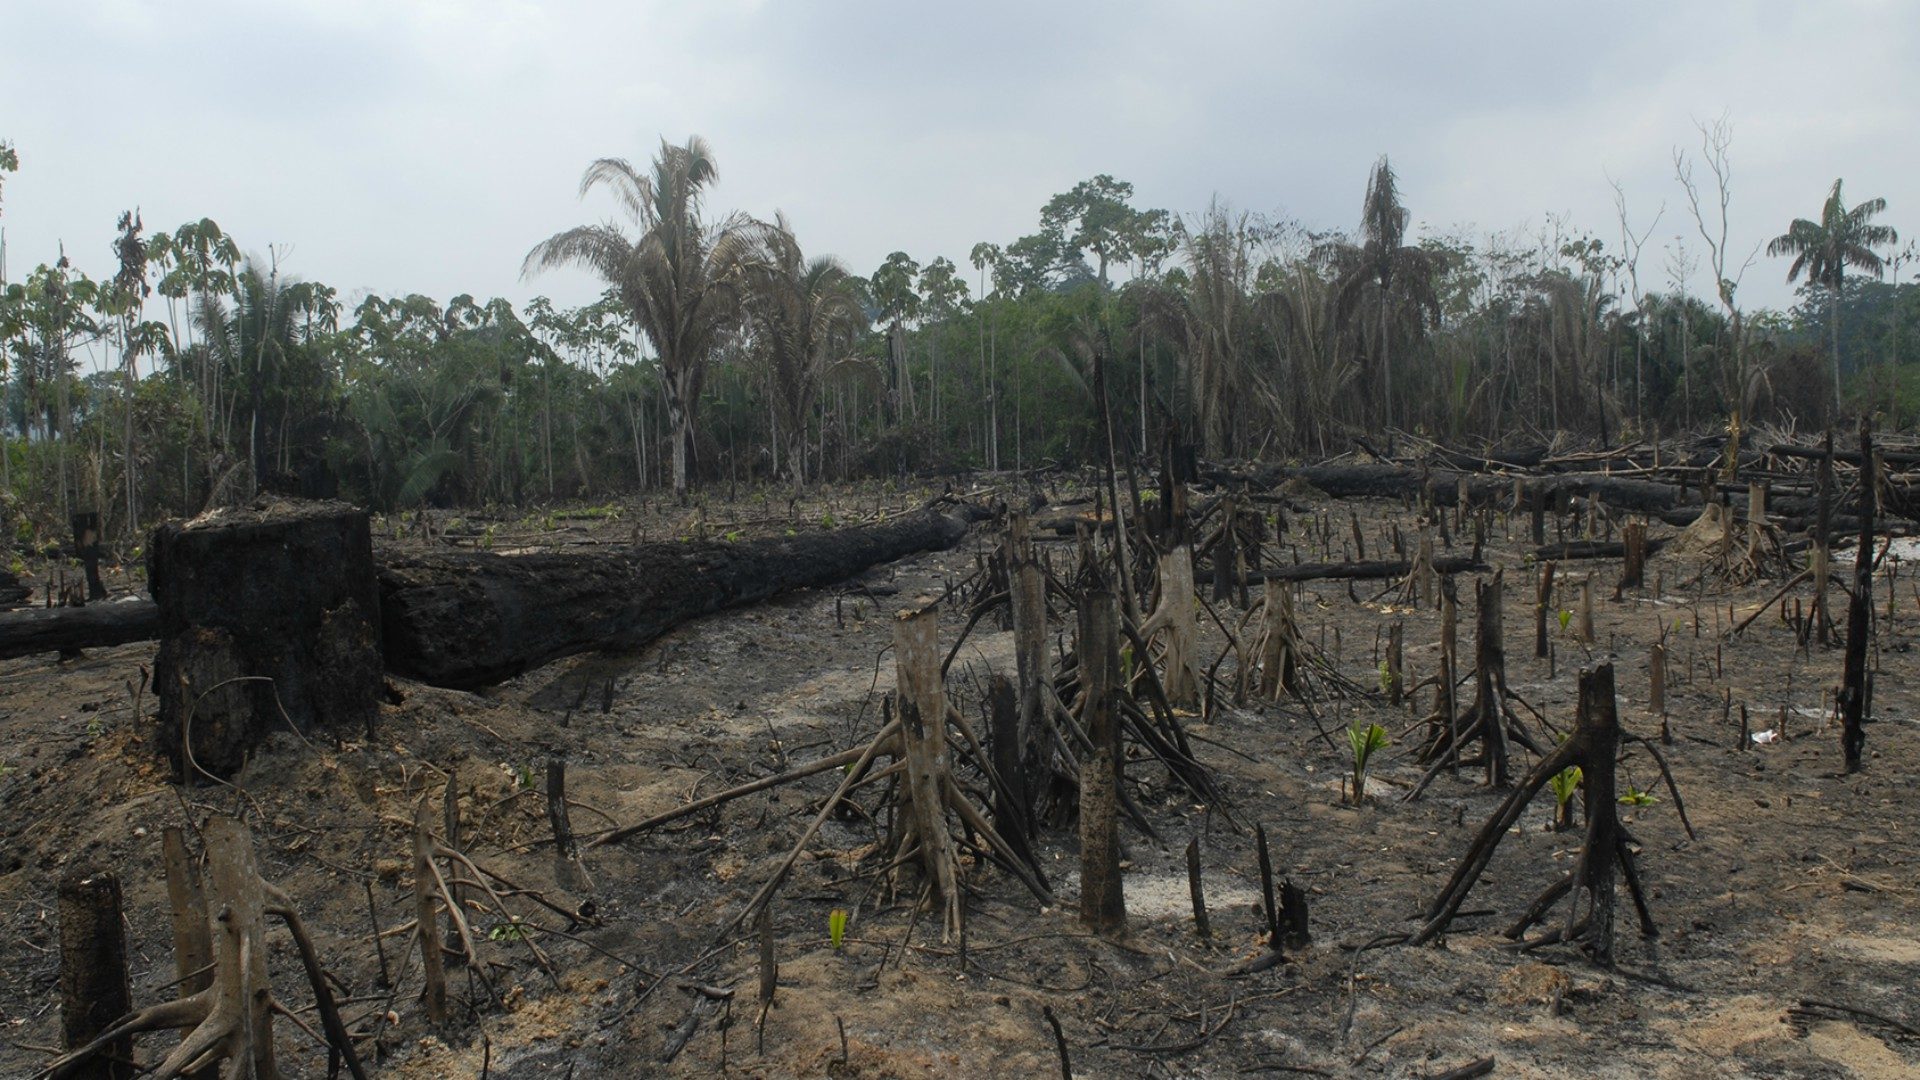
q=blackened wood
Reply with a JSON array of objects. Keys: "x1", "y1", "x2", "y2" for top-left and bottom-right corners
[
  {"x1": 1185, "y1": 836, "x2": 1210, "y2": 938},
  {"x1": 58, "y1": 871, "x2": 133, "y2": 1080},
  {"x1": 1841, "y1": 419, "x2": 1875, "y2": 774},
  {"x1": 150, "y1": 498, "x2": 382, "y2": 778},
  {"x1": 381, "y1": 504, "x2": 983, "y2": 689},
  {"x1": 0, "y1": 600, "x2": 159, "y2": 660},
  {"x1": 1249, "y1": 554, "x2": 1485, "y2": 583}
]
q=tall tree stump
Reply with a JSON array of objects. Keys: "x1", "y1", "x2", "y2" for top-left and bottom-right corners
[{"x1": 151, "y1": 498, "x2": 381, "y2": 779}]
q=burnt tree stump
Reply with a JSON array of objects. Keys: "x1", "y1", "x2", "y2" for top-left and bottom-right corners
[{"x1": 150, "y1": 498, "x2": 381, "y2": 780}]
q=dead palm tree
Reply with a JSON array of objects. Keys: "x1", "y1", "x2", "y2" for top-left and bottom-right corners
[
  {"x1": 745, "y1": 216, "x2": 867, "y2": 488},
  {"x1": 524, "y1": 136, "x2": 765, "y2": 499},
  {"x1": 1337, "y1": 156, "x2": 1441, "y2": 430},
  {"x1": 1766, "y1": 179, "x2": 1898, "y2": 418}
]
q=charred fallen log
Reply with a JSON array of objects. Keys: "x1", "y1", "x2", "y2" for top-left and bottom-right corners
[
  {"x1": 1251, "y1": 554, "x2": 1487, "y2": 583},
  {"x1": 0, "y1": 600, "x2": 160, "y2": 661},
  {"x1": 379, "y1": 503, "x2": 988, "y2": 689}
]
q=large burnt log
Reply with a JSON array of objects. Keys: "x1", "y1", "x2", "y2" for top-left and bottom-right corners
[
  {"x1": 150, "y1": 499, "x2": 382, "y2": 779},
  {"x1": 378, "y1": 504, "x2": 985, "y2": 690},
  {"x1": 0, "y1": 600, "x2": 160, "y2": 660}
]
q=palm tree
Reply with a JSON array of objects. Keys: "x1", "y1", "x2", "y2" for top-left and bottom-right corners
[
  {"x1": 524, "y1": 136, "x2": 763, "y2": 500},
  {"x1": 1767, "y1": 179, "x2": 1898, "y2": 417},
  {"x1": 1337, "y1": 156, "x2": 1441, "y2": 430},
  {"x1": 745, "y1": 216, "x2": 866, "y2": 489}
]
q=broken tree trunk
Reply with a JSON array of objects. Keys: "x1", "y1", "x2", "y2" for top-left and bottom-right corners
[
  {"x1": 894, "y1": 606, "x2": 965, "y2": 941},
  {"x1": 380, "y1": 503, "x2": 985, "y2": 689},
  {"x1": 1006, "y1": 512, "x2": 1048, "y2": 832},
  {"x1": 1139, "y1": 544, "x2": 1202, "y2": 707},
  {"x1": 1077, "y1": 587, "x2": 1127, "y2": 938},
  {"x1": 1255, "y1": 579, "x2": 1300, "y2": 699},
  {"x1": 58, "y1": 872, "x2": 133, "y2": 1080},
  {"x1": 150, "y1": 499, "x2": 382, "y2": 779},
  {"x1": 1840, "y1": 419, "x2": 1876, "y2": 774}
]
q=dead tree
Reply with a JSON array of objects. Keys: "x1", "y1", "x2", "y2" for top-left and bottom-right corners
[
  {"x1": 42, "y1": 817, "x2": 366, "y2": 1080},
  {"x1": 1139, "y1": 543, "x2": 1202, "y2": 706},
  {"x1": 1077, "y1": 587, "x2": 1127, "y2": 938},
  {"x1": 1412, "y1": 571, "x2": 1539, "y2": 792},
  {"x1": 1413, "y1": 664, "x2": 1686, "y2": 967},
  {"x1": 1840, "y1": 418, "x2": 1876, "y2": 773}
]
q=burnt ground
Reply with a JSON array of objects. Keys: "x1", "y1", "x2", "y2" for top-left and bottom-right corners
[{"x1": 1, "y1": 481, "x2": 1918, "y2": 1079}]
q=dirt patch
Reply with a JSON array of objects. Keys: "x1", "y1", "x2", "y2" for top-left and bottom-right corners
[{"x1": 2, "y1": 482, "x2": 1918, "y2": 1077}]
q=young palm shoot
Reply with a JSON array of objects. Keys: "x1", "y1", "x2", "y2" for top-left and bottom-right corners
[
  {"x1": 1348, "y1": 722, "x2": 1389, "y2": 805},
  {"x1": 1550, "y1": 766, "x2": 1583, "y2": 832}
]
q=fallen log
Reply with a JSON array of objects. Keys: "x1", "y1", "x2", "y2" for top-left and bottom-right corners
[
  {"x1": 0, "y1": 599, "x2": 160, "y2": 661},
  {"x1": 1533, "y1": 538, "x2": 1670, "y2": 562},
  {"x1": 379, "y1": 503, "x2": 988, "y2": 689},
  {"x1": 1251, "y1": 555, "x2": 1487, "y2": 583}
]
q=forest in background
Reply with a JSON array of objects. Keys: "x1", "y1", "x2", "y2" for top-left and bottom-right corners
[{"x1": 0, "y1": 123, "x2": 1912, "y2": 550}]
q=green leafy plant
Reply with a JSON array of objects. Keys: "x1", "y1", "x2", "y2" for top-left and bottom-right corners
[
  {"x1": 828, "y1": 908, "x2": 848, "y2": 950},
  {"x1": 1558, "y1": 609, "x2": 1573, "y2": 632},
  {"x1": 488, "y1": 918, "x2": 528, "y2": 942},
  {"x1": 820, "y1": 511, "x2": 836, "y2": 529},
  {"x1": 724, "y1": 529, "x2": 743, "y2": 543},
  {"x1": 1376, "y1": 660, "x2": 1395, "y2": 696},
  {"x1": 1619, "y1": 785, "x2": 1656, "y2": 807},
  {"x1": 1347, "y1": 722, "x2": 1389, "y2": 805},
  {"x1": 1549, "y1": 766, "x2": 1583, "y2": 831}
]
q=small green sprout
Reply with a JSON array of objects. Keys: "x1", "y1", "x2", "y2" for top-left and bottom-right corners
[
  {"x1": 488, "y1": 918, "x2": 528, "y2": 942},
  {"x1": 1619, "y1": 785, "x2": 1656, "y2": 807},
  {"x1": 1549, "y1": 766, "x2": 1583, "y2": 830},
  {"x1": 1347, "y1": 722, "x2": 1389, "y2": 805},
  {"x1": 1558, "y1": 609, "x2": 1573, "y2": 632},
  {"x1": 829, "y1": 908, "x2": 848, "y2": 950}
]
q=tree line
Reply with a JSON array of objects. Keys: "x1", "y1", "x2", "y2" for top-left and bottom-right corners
[{"x1": 0, "y1": 130, "x2": 1910, "y2": 549}]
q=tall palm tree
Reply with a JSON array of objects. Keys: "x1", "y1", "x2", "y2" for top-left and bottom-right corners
[
  {"x1": 524, "y1": 136, "x2": 763, "y2": 500},
  {"x1": 1767, "y1": 179, "x2": 1898, "y2": 417},
  {"x1": 1337, "y1": 156, "x2": 1441, "y2": 430},
  {"x1": 745, "y1": 216, "x2": 865, "y2": 489}
]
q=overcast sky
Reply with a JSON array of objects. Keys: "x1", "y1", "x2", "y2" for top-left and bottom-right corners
[{"x1": 3, "y1": 0, "x2": 1915, "y2": 318}]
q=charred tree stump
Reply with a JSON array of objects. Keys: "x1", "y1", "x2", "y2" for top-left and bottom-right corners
[
  {"x1": 151, "y1": 499, "x2": 381, "y2": 780},
  {"x1": 1840, "y1": 419, "x2": 1875, "y2": 774},
  {"x1": 1617, "y1": 520, "x2": 1647, "y2": 596},
  {"x1": 1414, "y1": 664, "x2": 1667, "y2": 967},
  {"x1": 59, "y1": 872, "x2": 133, "y2": 1080},
  {"x1": 1077, "y1": 587, "x2": 1127, "y2": 939}
]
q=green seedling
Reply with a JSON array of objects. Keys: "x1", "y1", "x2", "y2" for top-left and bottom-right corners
[
  {"x1": 1347, "y1": 722, "x2": 1389, "y2": 805},
  {"x1": 829, "y1": 908, "x2": 848, "y2": 950},
  {"x1": 488, "y1": 918, "x2": 528, "y2": 942},
  {"x1": 1549, "y1": 766, "x2": 1583, "y2": 831},
  {"x1": 1558, "y1": 609, "x2": 1573, "y2": 632},
  {"x1": 1376, "y1": 661, "x2": 1395, "y2": 696},
  {"x1": 724, "y1": 529, "x2": 743, "y2": 543},
  {"x1": 1619, "y1": 785, "x2": 1656, "y2": 807}
]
